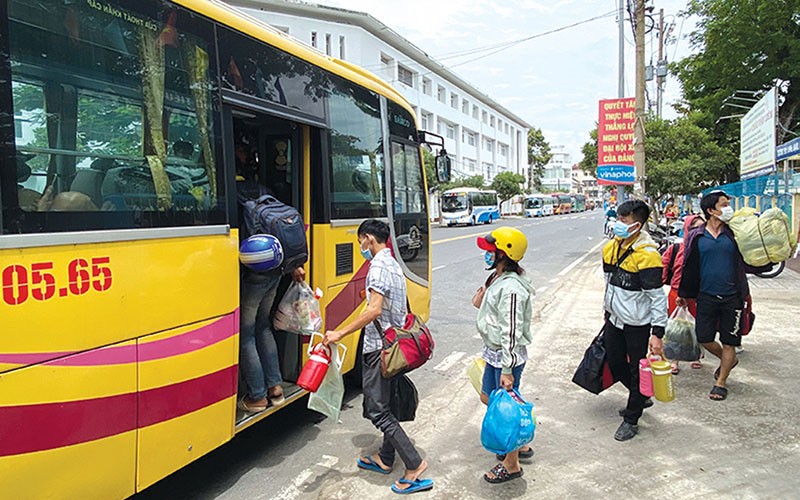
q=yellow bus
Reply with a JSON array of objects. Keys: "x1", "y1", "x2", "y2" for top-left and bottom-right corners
[{"x1": 0, "y1": 0, "x2": 440, "y2": 497}]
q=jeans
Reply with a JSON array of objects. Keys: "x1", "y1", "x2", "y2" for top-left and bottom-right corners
[
  {"x1": 239, "y1": 270, "x2": 283, "y2": 400},
  {"x1": 480, "y1": 362, "x2": 525, "y2": 396},
  {"x1": 605, "y1": 320, "x2": 650, "y2": 425},
  {"x1": 362, "y1": 351, "x2": 422, "y2": 470}
]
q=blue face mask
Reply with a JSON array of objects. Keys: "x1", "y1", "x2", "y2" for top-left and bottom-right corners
[
  {"x1": 360, "y1": 241, "x2": 373, "y2": 261},
  {"x1": 484, "y1": 251, "x2": 495, "y2": 268},
  {"x1": 613, "y1": 220, "x2": 639, "y2": 239}
]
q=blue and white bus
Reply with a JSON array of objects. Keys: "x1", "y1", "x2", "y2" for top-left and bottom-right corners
[
  {"x1": 523, "y1": 194, "x2": 555, "y2": 217},
  {"x1": 440, "y1": 187, "x2": 500, "y2": 226}
]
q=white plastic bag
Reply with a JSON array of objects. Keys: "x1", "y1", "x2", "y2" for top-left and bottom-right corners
[
  {"x1": 273, "y1": 281, "x2": 323, "y2": 334},
  {"x1": 307, "y1": 340, "x2": 346, "y2": 422},
  {"x1": 664, "y1": 306, "x2": 700, "y2": 362}
]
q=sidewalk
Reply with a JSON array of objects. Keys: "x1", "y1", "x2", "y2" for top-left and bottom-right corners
[{"x1": 303, "y1": 256, "x2": 800, "y2": 499}]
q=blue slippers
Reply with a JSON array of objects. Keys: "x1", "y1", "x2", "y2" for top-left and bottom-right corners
[
  {"x1": 391, "y1": 478, "x2": 434, "y2": 494},
  {"x1": 357, "y1": 456, "x2": 392, "y2": 475}
]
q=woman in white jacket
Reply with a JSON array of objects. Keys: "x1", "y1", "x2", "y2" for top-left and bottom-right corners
[{"x1": 474, "y1": 227, "x2": 534, "y2": 484}]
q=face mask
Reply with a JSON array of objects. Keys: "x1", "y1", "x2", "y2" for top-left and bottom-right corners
[
  {"x1": 613, "y1": 220, "x2": 639, "y2": 239},
  {"x1": 360, "y1": 240, "x2": 373, "y2": 261},
  {"x1": 718, "y1": 206, "x2": 734, "y2": 223},
  {"x1": 484, "y1": 251, "x2": 495, "y2": 268}
]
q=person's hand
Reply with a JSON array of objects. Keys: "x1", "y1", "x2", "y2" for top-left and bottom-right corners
[
  {"x1": 323, "y1": 330, "x2": 344, "y2": 346},
  {"x1": 37, "y1": 185, "x2": 54, "y2": 212},
  {"x1": 500, "y1": 373, "x2": 514, "y2": 390},
  {"x1": 291, "y1": 267, "x2": 306, "y2": 283},
  {"x1": 675, "y1": 297, "x2": 687, "y2": 308},
  {"x1": 649, "y1": 335, "x2": 663, "y2": 356}
]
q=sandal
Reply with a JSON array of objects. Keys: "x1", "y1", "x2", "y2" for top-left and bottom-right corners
[
  {"x1": 496, "y1": 447, "x2": 534, "y2": 461},
  {"x1": 357, "y1": 456, "x2": 392, "y2": 475},
  {"x1": 713, "y1": 359, "x2": 739, "y2": 380},
  {"x1": 690, "y1": 361, "x2": 703, "y2": 369},
  {"x1": 709, "y1": 386, "x2": 728, "y2": 401},
  {"x1": 671, "y1": 366, "x2": 681, "y2": 375},
  {"x1": 484, "y1": 463, "x2": 523, "y2": 484},
  {"x1": 391, "y1": 478, "x2": 434, "y2": 494}
]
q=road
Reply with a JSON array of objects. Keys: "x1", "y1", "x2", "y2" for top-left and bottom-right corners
[{"x1": 135, "y1": 209, "x2": 606, "y2": 500}]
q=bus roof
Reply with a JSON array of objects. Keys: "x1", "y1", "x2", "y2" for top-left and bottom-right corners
[
  {"x1": 442, "y1": 187, "x2": 497, "y2": 194},
  {"x1": 178, "y1": 0, "x2": 416, "y2": 119}
]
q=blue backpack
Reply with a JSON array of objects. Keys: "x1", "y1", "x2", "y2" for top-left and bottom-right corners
[{"x1": 241, "y1": 194, "x2": 308, "y2": 274}]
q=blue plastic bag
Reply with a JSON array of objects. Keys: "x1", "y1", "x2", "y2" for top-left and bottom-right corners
[{"x1": 480, "y1": 389, "x2": 535, "y2": 455}]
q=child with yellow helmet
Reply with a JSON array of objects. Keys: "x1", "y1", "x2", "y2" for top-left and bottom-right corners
[{"x1": 474, "y1": 226, "x2": 534, "y2": 484}]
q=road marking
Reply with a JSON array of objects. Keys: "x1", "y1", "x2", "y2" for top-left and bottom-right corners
[
  {"x1": 549, "y1": 278, "x2": 559, "y2": 283},
  {"x1": 432, "y1": 265, "x2": 447, "y2": 271},
  {"x1": 537, "y1": 286, "x2": 548, "y2": 293},
  {"x1": 270, "y1": 455, "x2": 339, "y2": 500},
  {"x1": 432, "y1": 231, "x2": 487, "y2": 245},
  {"x1": 433, "y1": 351, "x2": 466, "y2": 372},
  {"x1": 557, "y1": 240, "x2": 606, "y2": 277}
]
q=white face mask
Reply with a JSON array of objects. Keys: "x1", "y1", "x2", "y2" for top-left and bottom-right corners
[{"x1": 718, "y1": 206, "x2": 734, "y2": 223}]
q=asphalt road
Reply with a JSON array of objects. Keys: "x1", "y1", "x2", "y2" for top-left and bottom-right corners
[{"x1": 135, "y1": 209, "x2": 606, "y2": 500}]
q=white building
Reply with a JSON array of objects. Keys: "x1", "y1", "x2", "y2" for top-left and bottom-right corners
[
  {"x1": 541, "y1": 145, "x2": 572, "y2": 192},
  {"x1": 226, "y1": 0, "x2": 531, "y2": 184}
]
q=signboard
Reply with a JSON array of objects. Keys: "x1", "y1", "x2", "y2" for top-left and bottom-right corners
[
  {"x1": 740, "y1": 87, "x2": 776, "y2": 179},
  {"x1": 777, "y1": 136, "x2": 800, "y2": 162},
  {"x1": 596, "y1": 98, "x2": 635, "y2": 185}
]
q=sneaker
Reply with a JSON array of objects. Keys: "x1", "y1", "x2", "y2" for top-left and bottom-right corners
[
  {"x1": 238, "y1": 396, "x2": 268, "y2": 413},
  {"x1": 614, "y1": 421, "x2": 639, "y2": 441},
  {"x1": 618, "y1": 398, "x2": 653, "y2": 417}
]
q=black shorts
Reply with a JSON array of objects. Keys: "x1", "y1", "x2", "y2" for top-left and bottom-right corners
[{"x1": 695, "y1": 293, "x2": 744, "y2": 347}]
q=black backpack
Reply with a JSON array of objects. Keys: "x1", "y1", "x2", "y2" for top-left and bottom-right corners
[{"x1": 241, "y1": 194, "x2": 308, "y2": 274}]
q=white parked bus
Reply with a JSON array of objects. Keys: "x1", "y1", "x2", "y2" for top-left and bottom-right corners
[
  {"x1": 440, "y1": 188, "x2": 500, "y2": 226},
  {"x1": 523, "y1": 194, "x2": 555, "y2": 217}
]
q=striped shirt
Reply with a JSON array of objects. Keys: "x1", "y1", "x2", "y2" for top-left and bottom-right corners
[{"x1": 363, "y1": 248, "x2": 407, "y2": 354}]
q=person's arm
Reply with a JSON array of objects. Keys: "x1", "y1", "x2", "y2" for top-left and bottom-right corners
[
  {"x1": 638, "y1": 250, "x2": 667, "y2": 355},
  {"x1": 323, "y1": 290, "x2": 383, "y2": 345},
  {"x1": 495, "y1": 286, "x2": 526, "y2": 388}
]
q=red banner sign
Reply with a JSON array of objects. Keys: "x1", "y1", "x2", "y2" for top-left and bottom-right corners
[{"x1": 597, "y1": 98, "x2": 635, "y2": 185}]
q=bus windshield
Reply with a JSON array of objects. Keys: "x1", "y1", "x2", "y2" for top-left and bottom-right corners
[
  {"x1": 524, "y1": 198, "x2": 541, "y2": 209},
  {"x1": 442, "y1": 193, "x2": 468, "y2": 212}
]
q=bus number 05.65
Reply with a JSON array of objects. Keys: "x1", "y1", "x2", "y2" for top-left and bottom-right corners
[{"x1": 2, "y1": 257, "x2": 113, "y2": 306}]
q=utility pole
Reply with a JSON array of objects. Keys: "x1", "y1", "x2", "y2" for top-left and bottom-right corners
[
  {"x1": 656, "y1": 8, "x2": 665, "y2": 118},
  {"x1": 634, "y1": 0, "x2": 646, "y2": 197}
]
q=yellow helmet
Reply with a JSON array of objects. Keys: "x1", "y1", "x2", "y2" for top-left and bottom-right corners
[{"x1": 476, "y1": 226, "x2": 528, "y2": 262}]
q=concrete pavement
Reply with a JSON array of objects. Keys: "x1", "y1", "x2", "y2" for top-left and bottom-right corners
[{"x1": 302, "y1": 253, "x2": 800, "y2": 499}]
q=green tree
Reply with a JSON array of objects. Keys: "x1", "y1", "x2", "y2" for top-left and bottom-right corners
[
  {"x1": 490, "y1": 171, "x2": 526, "y2": 205},
  {"x1": 644, "y1": 116, "x2": 733, "y2": 205},
  {"x1": 578, "y1": 127, "x2": 599, "y2": 178},
  {"x1": 422, "y1": 149, "x2": 438, "y2": 193},
  {"x1": 527, "y1": 127, "x2": 552, "y2": 191},
  {"x1": 673, "y1": 0, "x2": 800, "y2": 180}
]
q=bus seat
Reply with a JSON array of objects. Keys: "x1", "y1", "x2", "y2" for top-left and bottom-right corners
[{"x1": 71, "y1": 169, "x2": 106, "y2": 208}]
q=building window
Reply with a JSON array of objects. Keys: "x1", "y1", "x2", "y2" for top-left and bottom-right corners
[
  {"x1": 422, "y1": 77, "x2": 431, "y2": 96},
  {"x1": 465, "y1": 158, "x2": 476, "y2": 171},
  {"x1": 473, "y1": 105, "x2": 479, "y2": 119},
  {"x1": 462, "y1": 99, "x2": 469, "y2": 114},
  {"x1": 437, "y1": 85, "x2": 446, "y2": 103},
  {"x1": 490, "y1": 116, "x2": 495, "y2": 128},
  {"x1": 450, "y1": 93, "x2": 458, "y2": 109},
  {"x1": 466, "y1": 131, "x2": 476, "y2": 146},
  {"x1": 339, "y1": 35, "x2": 346, "y2": 59},
  {"x1": 446, "y1": 124, "x2": 455, "y2": 140},
  {"x1": 325, "y1": 33, "x2": 332, "y2": 56},
  {"x1": 485, "y1": 138, "x2": 493, "y2": 152},
  {"x1": 482, "y1": 110, "x2": 488, "y2": 123},
  {"x1": 437, "y1": 120, "x2": 444, "y2": 135},
  {"x1": 505, "y1": 123, "x2": 510, "y2": 134},
  {"x1": 311, "y1": 31, "x2": 318, "y2": 48},
  {"x1": 500, "y1": 144, "x2": 508, "y2": 157},
  {"x1": 398, "y1": 65, "x2": 414, "y2": 87},
  {"x1": 420, "y1": 113, "x2": 429, "y2": 130},
  {"x1": 381, "y1": 54, "x2": 394, "y2": 80}
]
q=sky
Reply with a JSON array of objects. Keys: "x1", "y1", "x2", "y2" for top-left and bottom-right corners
[{"x1": 311, "y1": 0, "x2": 698, "y2": 163}]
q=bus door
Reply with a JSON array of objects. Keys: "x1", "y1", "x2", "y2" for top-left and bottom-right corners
[{"x1": 226, "y1": 105, "x2": 310, "y2": 425}]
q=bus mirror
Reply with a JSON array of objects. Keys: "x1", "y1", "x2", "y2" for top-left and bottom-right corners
[{"x1": 436, "y1": 152, "x2": 451, "y2": 183}]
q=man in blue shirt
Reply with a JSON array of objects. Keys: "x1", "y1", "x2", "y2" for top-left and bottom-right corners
[{"x1": 678, "y1": 191, "x2": 771, "y2": 401}]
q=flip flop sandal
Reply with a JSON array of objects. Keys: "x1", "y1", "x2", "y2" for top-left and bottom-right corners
[
  {"x1": 484, "y1": 463, "x2": 524, "y2": 484},
  {"x1": 690, "y1": 362, "x2": 703, "y2": 369},
  {"x1": 671, "y1": 366, "x2": 681, "y2": 375},
  {"x1": 357, "y1": 456, "x2": 392, "y2": 475},
  {"x1": 496, "y1": 448, "x2": 534, "y2": 461},
  {"x1": 713, "y1": 360, "x2": 739, "y2": 380},
  {"x1": 391, "y1": 478, "x2": 434, "y2": 494},
  {"x1": 709, "y1": 386, "x2": 728, "y2": 401}
]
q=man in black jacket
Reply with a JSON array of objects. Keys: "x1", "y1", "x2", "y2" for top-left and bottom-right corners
[{"x1": 678, "y1": 191, "x2": 771, "y2": 401}]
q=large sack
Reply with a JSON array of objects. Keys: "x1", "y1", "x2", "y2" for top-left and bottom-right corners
[{"x1": 729, "y1": 207, "x2": 797, "y2": 266}]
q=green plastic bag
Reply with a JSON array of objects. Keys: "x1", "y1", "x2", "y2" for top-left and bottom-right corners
[{"x1": 307, "y1": 343, "x2": 345, "y2": 422}]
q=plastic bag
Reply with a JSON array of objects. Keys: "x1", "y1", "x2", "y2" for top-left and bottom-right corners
[
  {"x1": 480, "y1": 389, "x2": 535, "y2": 455},
  {"x1": 730, "y1": 207, "x2": 797, "y2": 266},
  {"x1": 663, "y1": 306, "x2": 701, "y2": 361},
  {"x1": 307, "y1": 342, "x2": 345, "y2": 421},
  {"x1": 390, "y1": 374, "x2": 419, "y2": 422},
  {"x1": 273, "y1": 281, "x2": 323, "y2": 334},
  {"x1": 466, "y1": 357, "x2": 486, "y2": 396}
]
